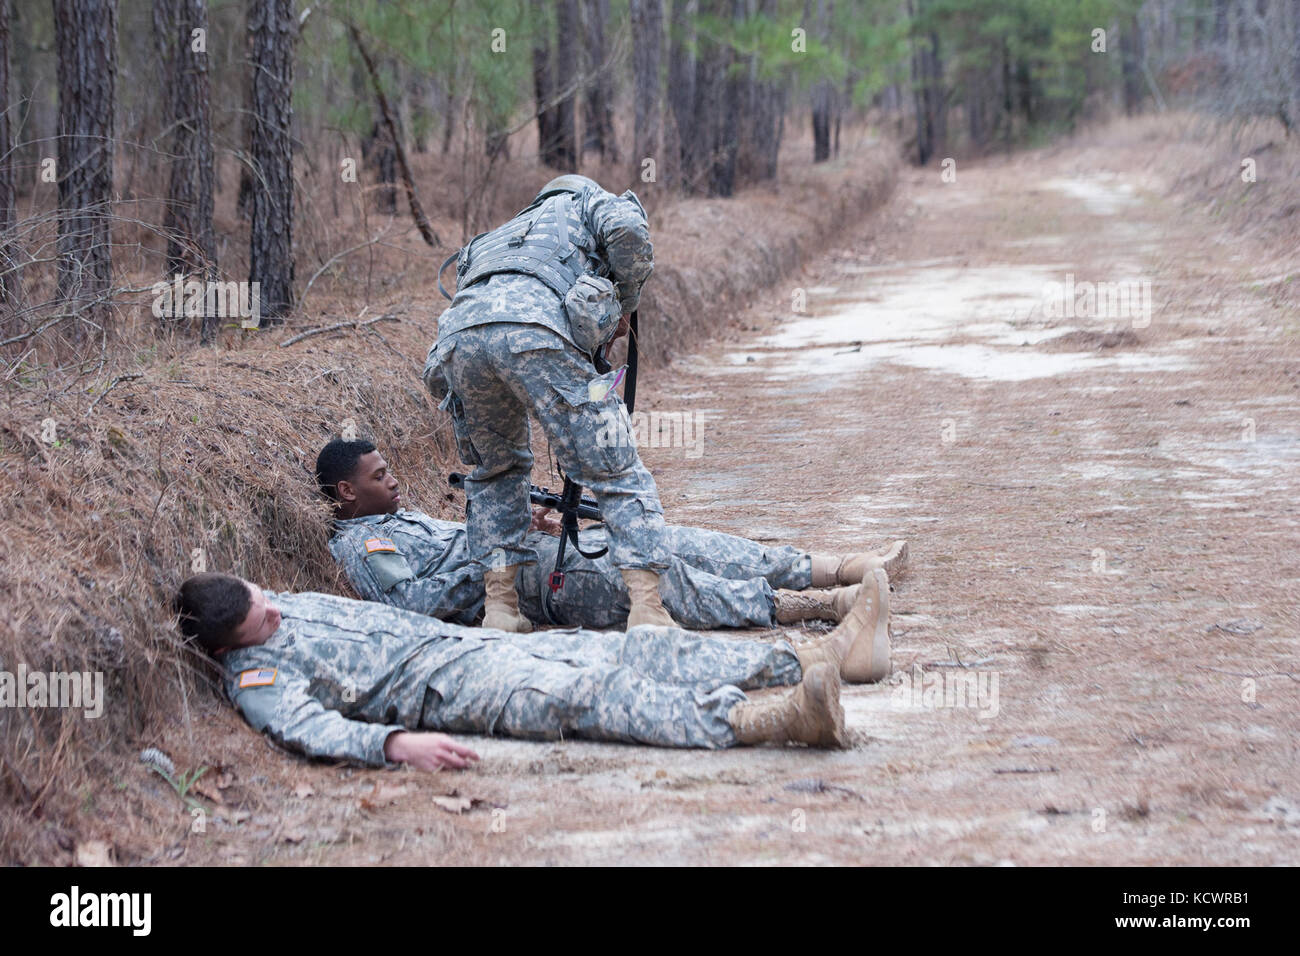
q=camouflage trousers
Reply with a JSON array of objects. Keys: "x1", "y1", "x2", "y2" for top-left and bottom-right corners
[
  {"x1": 420, "y1": 625, "x2": 803, "y2": 749},
  {"x1": 429, "y1": 321, "x2": 669, "y2": 572},
  {"x1": 519, "y1": 525, "x2": 813, "y2": 629}
]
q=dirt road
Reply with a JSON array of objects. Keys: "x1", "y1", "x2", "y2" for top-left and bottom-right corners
[{"x1": 186, "y1": 144, "x2": 1299, "y2": 866}]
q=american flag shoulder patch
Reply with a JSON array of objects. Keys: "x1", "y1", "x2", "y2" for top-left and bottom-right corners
[
  {"x1": 364, "y1": 537, "x2": 397, "y2": 554},
  {"x1": 239, "y1": 668, "x2": 277, "y2": 688}
]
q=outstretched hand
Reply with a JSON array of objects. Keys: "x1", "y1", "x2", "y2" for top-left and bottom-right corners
[
  {"x1": 529, "y1": 505, "x2": 563, "y2": 536},
  {"x1": 384, "y1": 731, "x2": 480, "y2": 771}
]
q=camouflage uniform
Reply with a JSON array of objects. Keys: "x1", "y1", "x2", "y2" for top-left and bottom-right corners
[
  {"x1": 221, "y1": 590, "x2": 802, "y2": 765},
  {"x1": 329, "y1": 508, "x2": 813, "y2": 629},
  {"x1": 424, "y1": 183, "x2": 666, "y2": 575}
]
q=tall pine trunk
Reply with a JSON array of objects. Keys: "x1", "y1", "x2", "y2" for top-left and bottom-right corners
[
  {"x1": 668, "y1": 0, "x2": 697, "y2": 189},
  {"x1": 247, "y1": 0, "x2": 295, "y2": 323},
  {"x1": 0, "y1": 0, "x2": 16, "y2": 309},
  {"x1": 1120, "y1": 12, "x2": 1145, "y2": 115},
  {"x1": 909, "y1": 0, "x2": 945, "y2": 166},
  {"x1": 582, "y1": 0, "x2": 616, "y2": 161},
  {"x1": 630, "y1": 0, "x2": 662, "y2": 176},
  {"x1": 53, "y1": 0, "x2": 117, "y2": 331},
  {"x1": 810, "y1": 0, "x2": 833, "y2": 163},
  {"x1": 155, "y1": 0, "x2": 216, "y2": 338},
  {"x1": 532, "y1": 0, "x2": 559, "y2": 167},
  {"x1": 553, "y1": 0, "x2": 578, "y2": 168},
  {"x1": 693, "y1": 0, "x2": 735, "y2": 196},
  {"x1": 237, "y1": 19, "x2": 255, "y2": 220}
]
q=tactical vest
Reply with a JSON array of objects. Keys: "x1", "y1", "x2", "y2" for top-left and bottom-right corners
[{"x1": 455, "y1": 190, "x2": 602, "y2": 301}]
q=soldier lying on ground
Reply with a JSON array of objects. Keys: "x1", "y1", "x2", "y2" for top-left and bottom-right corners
[
  {"x1": 174, "y1": 567, "x2": 892, "y2": 770},
  {"x1": 315, "y1": 437, "x2": 908, "y2": 631}
]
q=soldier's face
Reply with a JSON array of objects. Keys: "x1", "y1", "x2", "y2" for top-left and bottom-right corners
[
  {"x1": 227, "y1": 582, "x2": 282, "y2": 649},
  {"x1": 339, "y1": 451, "x2": 401, "y2": 517}
]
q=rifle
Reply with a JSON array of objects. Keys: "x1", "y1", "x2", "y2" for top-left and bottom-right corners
[{"x1": 448, "y1": 471, "x2": 603, "y2": 523}]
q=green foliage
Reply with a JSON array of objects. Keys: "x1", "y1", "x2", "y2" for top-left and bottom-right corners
[{"x1": 293, "y1": 0, "x2": 532, "y2": 146}]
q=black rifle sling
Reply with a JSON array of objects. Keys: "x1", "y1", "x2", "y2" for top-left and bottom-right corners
[{"x1": 541, "y1": 311, "x2": 639, "y2": 625}]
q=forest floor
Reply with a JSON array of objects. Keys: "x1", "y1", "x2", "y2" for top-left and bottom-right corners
[{"x1": 143, "y1": 135, "x2": 1299, "y2": 866}]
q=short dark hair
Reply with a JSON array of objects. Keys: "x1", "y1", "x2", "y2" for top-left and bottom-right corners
[
  {"x1": 175, "y1": 573, "x2": 252, "y2": 653},
  {"x1": 315, "y1": 437, "x2": 376, "y2": 501}
]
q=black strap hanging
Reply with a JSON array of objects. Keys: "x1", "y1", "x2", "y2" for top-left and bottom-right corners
[{"x1": 541, "y1": 311, "x2": 639, "y2": 625}]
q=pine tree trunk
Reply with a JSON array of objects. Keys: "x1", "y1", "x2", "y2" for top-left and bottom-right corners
[
  {"x1": 812, "y1": 88, "x2": 832, "y2": 162},
  {"x1": 668, "y1": 0, "x2": 697, "y2": 189},
  {"x1": 553, "y1": 0, "x2": 579, "y2": 169},
  {"x1": 582, "y1": 0, "x2": 614, "y2": 160},
  {"x1": 247, "y1": 0, "x2": 295, "y2": 324},
  {"x1": 767, "y1": 79, "x2": 788, "y2": 181},
  {"x1": 731, "y1": 0, "x2": 763, "y2": 184},
  {"x1": 532, "y1": 0, "x2": 559, "y2": 167},
  {"x1": 1120, "y1": 13, "x2": 1145, "y2": 115},
  {"x1": 715, "y1": 0, "x2": 742, "y2": 193},
  {"x1": 362, "y1": 120, "x2": 398, "y2": 213},
  {"x1": 155, "y1": 0, "x2": 216, "y2": 332},
  {"x1": 54, "y1": 0, "x2": 117, "y2": 331},
  {"x1": 0, "y1": 0, "x2": 17, "y2": 309},
  {"x1": 810, "y1": 0, "x2": 833, "y2": 163},
  {"x1": 237, "y1": 18, "x2": 255, "y2": 221},
  {"x1": 693, "y1": 0, "x2": 734, "y2": 195},
  {"x1": 630, "y1": 0, "x2": 662, "y2": 176}
]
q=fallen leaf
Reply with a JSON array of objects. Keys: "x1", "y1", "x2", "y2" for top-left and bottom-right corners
[
  {"x1": 431, "y1": 795, "x2": 473, "y2": 814},
  {"x1": 281, "y1": 829, "x2": 307, "y2": 844},
  {"x1": 360, "y1": 781, "x2": 409, "y2": 810},
  {"x1": 75, "y1": 841, "x2": 113, "y2": 867},
  {"x1": 191, "y1": 780, "x2": 224, "y2": 804}
]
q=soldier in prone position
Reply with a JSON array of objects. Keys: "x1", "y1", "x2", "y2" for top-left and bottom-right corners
[
  {"x1": 317, "y1": 437, "x2": 909, "y2": 630},
  {"x1": 423, "y1": 175, "x2": 674, "y2": 635},
  {"x1": 175, "y1": 569, "x2": 894, "y2": 770}
]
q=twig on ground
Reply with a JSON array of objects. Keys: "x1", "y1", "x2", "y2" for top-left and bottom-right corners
[
  {"x1": 279, "y1": 313, "x2": 400, "y2": 347},
  {"x1": 925, "y1": 657, "x2": 997, "y2": 668},
  {"x1": 302, "y1": 367, "x2": 344, "y2": 387},
  {"x1": 88, "y1": 373, "x2": 144, "y2": 414},
  {"x1": 993, "y1": 767, "x2": 1059, "y2": 775}
]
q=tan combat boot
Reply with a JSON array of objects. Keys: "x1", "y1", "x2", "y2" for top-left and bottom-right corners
[
  {"x1": 810, "y1": 539, "x2": 908, "y2": 587},
  {"x1": 727, "y1": 663, "x2": 846, "y2": 749},
  {"x1": 482, "y1": 566, "x2": 533, "y2": 633},
  {"x1": 772, "y1": 584, "x2": 861, "y2": 624},
  {"x1": 794, "y1": 568, "x2": 891, "y2": 683},
  {"x1": 621, "y1": 568, "x2": 677, "y2": 628}
]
